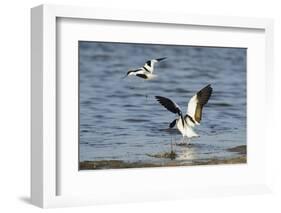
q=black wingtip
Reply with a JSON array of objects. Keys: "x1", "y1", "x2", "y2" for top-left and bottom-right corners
[
  {"x1": 169, "y1": 119, "x2": 177, "y2": 128},
  {"x1": 202, "y1": 84, "x2": 213, "y2": 92},
  {"x1": 156, "y1": 57, "x2": 167, "y2": 61},
  {"x1": 208, "y1": 84, "x2": 213, "y2": 93},
  {"x1": 155, "y1": 96, "x2": 161, "y2": 103},
  {"x1": 155, "y1": 96, "x2": 162, "y2": 100},
  {"x1": 196, "y1": 84, "x2": 213, "y2": 107},
  {"x1": 206, "y1": 84, "x2": 212, "y2": 88}
]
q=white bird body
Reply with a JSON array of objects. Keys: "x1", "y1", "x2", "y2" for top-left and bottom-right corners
[
  {"x1": 125, "y1": 57, "x2": 166, "y2": 80},
  {"x1": 176, "y1": 117, "x2": 199, "y2": 137},
  {"x1": 143, "y1": 59, "x2": 158, "y2": 73},
  {"x1": 127, "y1": 69, "x2": 157, "y2": 80},
  {"x1": 155, "y1": 84, "x2": 213, "y2": 141}
]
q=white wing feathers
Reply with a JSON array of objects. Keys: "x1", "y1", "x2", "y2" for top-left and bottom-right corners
[
  {"x1": 143, "y1": 57, "x2": 166, "y2": 74},
  {"x1": 187, "y1": 94, "x2": 200, "y2": 125},
  {"x1": 186, "y1": 84, "x2": 213, "y2": 125}
]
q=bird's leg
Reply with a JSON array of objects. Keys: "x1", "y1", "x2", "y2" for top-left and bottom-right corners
[
  {"x1": 186, "y1": 137, "x2": 190, "y2": 146},
  {"x1": 145, "y1": 83, "x2": 148, "y2": 100},
  {"x1": 170, "y1": 137, "x2": 173, "y2": 152},
  {"x1": 171, "y1": 135, "x2": 174, "y2": 151},
  {"x1": 182, "y1": 136, "x2": 190, "y2": 145},
  {"x1": 141, "y1": 79, "x2": 148, "y2": 100}
]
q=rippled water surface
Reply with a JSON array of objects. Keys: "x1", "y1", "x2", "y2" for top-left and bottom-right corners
[{"x1": 79, "y1": 41, "x2": 246, "y2": 166}]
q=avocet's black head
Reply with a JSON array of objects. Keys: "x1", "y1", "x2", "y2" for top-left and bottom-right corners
[
  {"x1": 122, "y1": 70, "x2": 134, "y2": 79},
  {"x1": 127, "y1": 70, "x2": 134, "y2": 76}
]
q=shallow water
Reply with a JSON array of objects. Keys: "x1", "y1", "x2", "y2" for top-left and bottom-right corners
[{"x1": 79, "y1": 41, "x2": 246, "y2": 166}]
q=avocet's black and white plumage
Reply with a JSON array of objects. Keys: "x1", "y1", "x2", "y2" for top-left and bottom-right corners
[
  {"x1": 124, "y1": 57, "x2": 166, "y2": 80},
  {"x1": 155, "y1": 84, "x2": 213, "y2": 142}
]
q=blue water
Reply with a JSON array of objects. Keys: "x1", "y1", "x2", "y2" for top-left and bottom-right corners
[{"x1": 79, "y1": 41, "x2": 246, "y2": 165}]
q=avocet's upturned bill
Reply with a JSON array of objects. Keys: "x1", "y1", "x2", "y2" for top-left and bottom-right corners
[
  {"x1": 123, "y1": 57, "x2": 166, "y2": 80},
  {"x1": 155, "y1": 84, "x2": 213, "y2": 143}
]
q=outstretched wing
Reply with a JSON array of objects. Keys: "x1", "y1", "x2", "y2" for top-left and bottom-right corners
[
  {"x1": 143, "y1": 57, "x2": 166, "y2": 73},
  {"x1": 155, "y1": 96, "x2": 181, "y2": 115},
  {"x1": 187, "y1": 84, "x2": 213, "y2": 124}
]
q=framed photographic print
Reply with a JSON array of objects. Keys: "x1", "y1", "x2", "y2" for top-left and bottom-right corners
[
  {"x1": 31, "y1": 4, "x2": 274, "y2": 208},
  {"x1": 78, "y1": 41, "x2": 246, "y2": 170}
]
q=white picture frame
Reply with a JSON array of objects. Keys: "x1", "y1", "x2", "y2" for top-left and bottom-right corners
[{"x1": 31, "y1": 4, "x2": 274, "y2": 208}]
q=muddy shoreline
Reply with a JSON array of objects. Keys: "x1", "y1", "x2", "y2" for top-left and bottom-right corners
[{"x1": 79, "y1": 145, "x2": 246, "y2": 170}]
